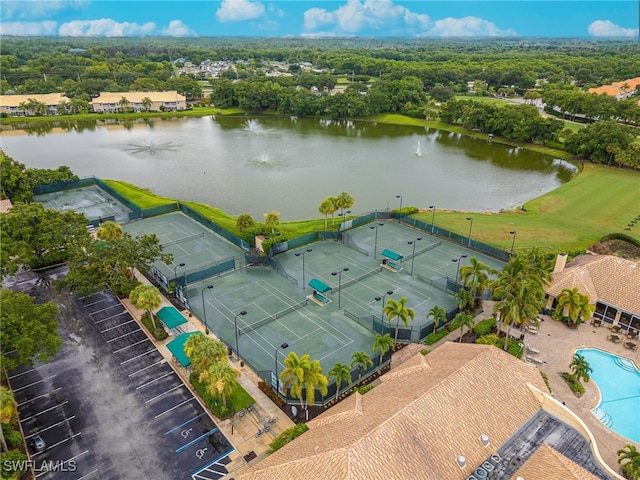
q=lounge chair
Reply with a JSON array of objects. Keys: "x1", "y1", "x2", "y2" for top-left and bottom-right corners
[
  {"x1": 526, "y1": 346, "x2": 540, "y2": 355},
  {"x1": 525, "y1": 325, "x2": 538, "y2": 334},
  {"x1": 526, "y1": 356, "x2": 543, "y2": 365}
]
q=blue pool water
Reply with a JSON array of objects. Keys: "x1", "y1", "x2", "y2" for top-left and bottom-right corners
[{"x1": 576, "y1": 348, "x2": 640, "y2": 443}]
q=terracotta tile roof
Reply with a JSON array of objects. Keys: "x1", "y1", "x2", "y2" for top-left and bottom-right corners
[
  {"x1": 91, "y1": 90, "x2": 186, "y2": 103},
  {"x1": 611, "y1": 77, "x2": 640, "y2": 90},
  {"x1": 588, "y1": 85, "x2": 621, "y2": 96},
  {"x1": 547, "y1": 254, "x2": 640, "y2": 315},
  {"x1": 588, "y1": 77, "x2": 640, "y2": 97},
  {"x1": 0, "y1": 93, "x2": 66, "y2": 107},
  {"x1": 240, "y1": 343, "x2": 550, "y2": 480},
  {"x1": 512, "y1": 444, "x2": 601, "y2": 480}
]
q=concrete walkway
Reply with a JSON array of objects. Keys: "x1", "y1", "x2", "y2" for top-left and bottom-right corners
[{"x1": 122, "y1": 272, "x2": 295, "y2": 479}]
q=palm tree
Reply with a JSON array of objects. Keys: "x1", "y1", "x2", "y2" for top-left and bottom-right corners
[
  {"x1": 318, "y1": 197, "x2": 336, "y2": 229},
  {"x1": 427, "y1": 305, "x2": 447, "y2": 336},
  {"x1": 569, "y1": 353, "x2": 592, "y2": 384},
  {"x1": 351, "y1": 351, "x2": 373, "y2": 380},
  {"x1": 556, "y1": 287, "x2": 595, "y2": 326},
  {"x1": 279, "y1": 352, "x2": 328, "y2": 418},
  {"x1": 0, "y1": 386, "x2": 18, "y2": 452},
  {"x1": 453, "y1": 312, "x2": 475, "y2": 343},
  {"x1": 334, "y1": 191, "x2": 355, "y2": 217},
  {"x1": 118, "y1": 96, "x2": 130, "y2": 112},
  {"x1": 263, "y1": 210, "x2": 280, "y2": 235},
  {"x1": 205, "y1": 359, "x2": 240, "y2": 407},
  {"x1": 97, "y1": 220, "x2": 124, "y2": 241},
  {"x1": 328, "y1": 362, "x2": 352, "y2": 401},
  {"x1": 618, "y1": 444, "x2": 640, "y2": 480},
  {"x1": 454, "y1": 288, "x2": 474, "y2": 314},
  {"x1": 129, "y1": 284, "x2": 162, "y2": 330},
  {"x1": 460, "y1": 256, "x2": 495, "y2": 306},
  {"x1": 383, "y1": 296, "x2": 415, "y2": 344},
  {"x1": 372, "y1": 333, "x2": 394, "y2": 366},
  {"x1": 184, "y1": 333, "x2": 227, "y2": 377},
  {"x1": 141, "y1": 96, "x2": 152, "y2": 112}
]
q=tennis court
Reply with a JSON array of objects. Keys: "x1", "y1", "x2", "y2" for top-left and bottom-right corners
[
  {"x1": 123, "y1": 212, "x2": 245, "y2": 282},
  {"x1": 184, "y1": 267, "x2": 376, "y2": 375},
  {"x1": 33, "y1": 185, "x2": 133, "y2": 223}
]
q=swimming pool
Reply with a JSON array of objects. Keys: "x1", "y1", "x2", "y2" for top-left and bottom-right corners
[{"x1": 576, "y1": 348, "x2": 640, "y2": 443}]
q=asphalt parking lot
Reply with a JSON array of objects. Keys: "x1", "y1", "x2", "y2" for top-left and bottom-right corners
[{"x1": 7, "y1": 270, "x2": 234, "y2": 480}]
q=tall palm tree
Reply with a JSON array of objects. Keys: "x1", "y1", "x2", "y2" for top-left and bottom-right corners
[
  {"x1": 263, "y1": 210, "x2": 280, "y2": 235},
  {"x1": 427, "y1": 305, "x2": 447, "y2": 336},
  {"x1": 453, "y1": 312, "x2": 475, "y2": 343},
  {"x1": 118, "y1": 96, "x2": 130, "y2": 112},
  {"x1": 0, "y1": 386, "x2": 18, "y2": 452},
  {"x1": 372, "y1": 333, "x2": 394, "y2": 366},
  {"x1": 318, "y1": 197, "x2": 336, "y2": 229},
  {"x1": 351, "y1": 352, "x2": 373, "y2": 380},
  {"x1": 205, "y1": 359, "x2": 240, "y2": 407},
  {"x1": 129, "y1": 284, "x2": 162, "y2": 330},
  {"x1": 97, "y1": 220, "x2": 124, "y2": 241},
  {"x1": 280, "y1": 352, "x2": 328, "y2": 417},
  {"x1": 328, "y1": 362, "x2": 352, "y2": 401},
  {"x1": 141, "y1": 96, "x2": 152, "y2": 112},
  {"x1": 618, "y1": 444, "x2": 640, "y2": 480},
  {"x1": 556, "y1": 287, "x2": 595, "y2": 326},
  {"x1": 569, "y1": 353, "x2": 592, "y2": 385},
  {"x1": 383, "y1": 296, "x2": 415, "y2": 344},
  {"x1": 334, "y1": 191, "x2": 355, "y2": 218},
  {"x1": 460, "y1": 256, "x2": 496, "y2": 304},
  {"x1": 454, "y1": 288, "x2": 474, "y2": 314}
]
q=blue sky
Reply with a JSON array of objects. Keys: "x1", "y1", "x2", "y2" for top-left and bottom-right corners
[{"x1": 1, "y1": 0, "x2": 638, "y2": 39}]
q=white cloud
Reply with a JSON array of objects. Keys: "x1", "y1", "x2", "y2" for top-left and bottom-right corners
[
  {"x1": 58, "y1": 19, "x2": 156, "y2": 37},
  {"x1": 0, "y1": 21, "x2": 58, "y2": 36},
  {"x1": 1, "y1": 0, "x2": 85, "y2": 20},
  {"x1": 423, "y1": 16, "x2": 516, "y2": 37},
  {"x1": 216, "y1": 0, "x2": 265, "y2": 23},
  {"x1": 588, "y1": 20, "x2": 638, "y2": 38},
  {"x1": 162, "y1": 20, "x2": 197, "y2": 37},
  {"x1": 304, "y1": 0, "x2": 429, "y2": 35}
]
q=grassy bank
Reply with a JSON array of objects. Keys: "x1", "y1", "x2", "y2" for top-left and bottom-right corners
[
  {"x1": 414, "y1": 163, "x2": 640, "y2": 252},
  {"x1": 101, "y1": 179, "x2": 177, "y2": 210}
]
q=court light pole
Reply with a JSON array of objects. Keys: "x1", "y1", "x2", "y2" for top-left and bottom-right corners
[
  {"x1": 173, "y1": 262, "x2": 186, "y2": 282},
  {"x1": 408, "y1": 237, "x2": 422, "y2": 276},
  {"x1": 234, "y1": 310, "x2": 247, "y2": 360},
  {"x1": 509, "y1": 230, "x2": 517, "y2": 256},
  {"x1": 369, "y1": 223, "x2": 384, "y2": 258},
  {"x1": 466, "y1": 217, "x2": 474, "y2": 248},
  {"x1": 452, "y1": 255, "x2": 468, "y2": 289},
  {"x1": 331, "y1": 267, "x2": 349, "y2": 310},
  {"x1": 375, "y1": 289, "x2": 395, "y2": 323},
  {"x1": 294, "y1": 248, "x2": 312, "y2": 289},
  {"x1": 429, "y1": 205, "x2": 436, "y2": 234},
  {"x1": 201, "y1": 284, "x2": 213, "y2": 334},
  {"x1": 396, "y1": 194, "x2": 403, "y2": 216},
  {"x1": 275, "y1": 342, "x2": 289, "y2": 395}
]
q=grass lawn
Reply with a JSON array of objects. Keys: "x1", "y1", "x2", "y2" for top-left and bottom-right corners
[
  {"x1": 101, "y1": 179, "x2": 177, "y2": 209},
  {"x1": 414, "y1": 163, "x2": 640, "y2": 252}
]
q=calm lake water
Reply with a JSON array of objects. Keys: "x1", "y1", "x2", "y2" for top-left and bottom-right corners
[{"x1": 0, "y1": 116, "x2": 575, "y2": 220}]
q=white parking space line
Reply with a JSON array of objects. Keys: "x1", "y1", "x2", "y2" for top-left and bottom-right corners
[
  {"x1": 88, "y1": 304, "x2": 124, "y2": 316},
  {"x1": 155, "y1": 397, "x2": 195, "y2": 418},
  {"x1": 93, "y1": 312, "x2": 128, "y2": 325},
  {"x1": 136, "y1": 371, "x2": 175, "y2": 390},
  {"x1": 119, "y1": 349, "x2": 156, "y2": 365},
  {"x1": 144, "y1": 385, "x2": 183, "y2": 404},
  {"x1": 75, "y1": 469, "x2": 99, "y2": 479},
  {"x1": 127, "y1": 360, "x2": 165, "y2": 377},
  {"x1": 82, "y1": 296, "x2": 112, "y2": 306},
  {"x1": 8, "y1": 365, "x2": 48, "y2": 380},
  {"x1": 31, "y1": 432, "x2": 82, "y2": 458},
  {"x1": 99, "y1": 319, "x2": 135, "y2": 333},
  {"x1": 27, "y1": 416, "x2": 76, "y2": 438},
  {"x1": 18, "y1": 388, "x2": 61, "y2": 407},
  {"x1": 107, "y1": 329, "x2": 142, "y2": 343},
  {"x1": 21, "y1": 401, "x2": 68, "y2": 422},
  {"x1": 112, "y1": 338, "x2": 149, "y2": 354},
  {"x1": 13, "y1": 375, "x2": 57, "y2": 392}
]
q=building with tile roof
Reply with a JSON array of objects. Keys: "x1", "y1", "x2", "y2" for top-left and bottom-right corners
[
  {"x1": 587, "y1": 77, "x2": 640, "y2": 100},
  {"x1": 546, "y1": 254, "x2": 640, "y2": 333},
  {"x1": 0, "y1": 93, "x2": 67, "y2": 116},
  {"x1": 90, "y1": 91, "x2": 186, "y2": 113},
  {"x1": 239, "y1": 343, "x2": 618, "y2": 480}
]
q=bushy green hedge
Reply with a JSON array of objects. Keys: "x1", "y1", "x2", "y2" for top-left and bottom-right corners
[
  {"x1": 268, "y1": 424, "x2": 309, "y2": 454},
  {"x1": 474, "y1": 318, "x2": 496, "y2": 337},
  {"x1": 141, "y1": 312, "x2": 168, "y2": 341},
  {"x1": 540, "y1": 371, "x2": 552, "y2": 393},
  {"x1": 476, "y1": 334, "x2": 523, "y2": 358},
  {"x1": 0, "y1": 449, "x2": 27, "y2": 479},
  {"x1": 601, "y1": 232, "x2": 640, "y2": 248},
  {"x1": 424, "y1": 328, "x2": 449, "y2": 345},
  {"x1": 562, "y1": 373, "x2": 585, "y2": 395},
  {"x1": 352, "y1": 385, "x2": 374, "y2": 395},
  {"x1": 1, "y1": 425, "x2": 22, "y2": 449}
]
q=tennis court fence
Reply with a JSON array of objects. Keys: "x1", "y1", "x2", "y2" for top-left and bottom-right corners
[
  {"x1": 238, "y1": 298, "x2": 309, "y2": 336},
  {"x1": 343, "y1": 232, "x2": 369, "y2": 257}
]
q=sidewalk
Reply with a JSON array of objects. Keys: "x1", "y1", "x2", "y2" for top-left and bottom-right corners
[{"x1": 122, "y1": 272, "x2": 295, "y2": 478}]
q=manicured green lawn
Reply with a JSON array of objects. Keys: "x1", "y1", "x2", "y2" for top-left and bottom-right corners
[
  {"x1": 414, "y1": 163, "x2": 640, "y2": 252},
  {"x1": 102, "y1": 180, "x2": 177, "y2": 209}
]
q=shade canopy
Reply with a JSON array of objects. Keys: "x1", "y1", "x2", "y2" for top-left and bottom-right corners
[
  {"x1": 156, "y1": 306, "x2": 188, "y2": 329},
  {"x1": 167, "y1": 332, "x2": 200, "y2": 367},
  {"x1": 308, "y1": 278, "x2": 332, "y2": 294},
  {"x1": 381, "y1": 249, "x2": 403, "y2": 261}
]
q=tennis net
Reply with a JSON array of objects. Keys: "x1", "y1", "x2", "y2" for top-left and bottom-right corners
[
  {"x1": 238, "y1": 298, "x2": 308, "y2": 336},
  {"x1": 162, "y1": 231, "x2": 205, "y2": 247},
  {"x1": 336, "y1": 265, "x2": 383, "y2": 291},
  {"x1": 403, "y1": 239, "x2": 442, "y2": 261}
]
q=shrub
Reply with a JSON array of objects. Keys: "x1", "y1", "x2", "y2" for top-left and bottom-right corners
[
  {"x1": 0, "y1": 449, "x2": 27, "y2": 479},
  {"x1": 1, "y1": 425, "x2": 22, "y2": 449},
  {"x1": 141, "y1": 312, "x2": 168, "y2": 341},
  {"x1": 189, "y1": 372, "x2": 234, "y2": 418},
  {"x1": 393, "y1": 206, "x2": 419, "y2": 215},
  {"x1": 352, "y1": 385, "x2": 374, "y2": 395},
  {"x1": 267, "y1": 424, "x2": 309, "y2": 454},
  {"x1": 540, "y1": 371, "x2": 552, "y2": 393},
  {"x1": 474, "y1": 318, "x2": 496, "y2": 337},
  {"x1": 562, "y1": 373, "x2": 585, "y2": 396},
  {"x1": 420, "y1": 348, "x2": 430, "y2": 355},
  {"x1": 258, "y1": 381, "x2": 285, "y2": 407},
  {"x1": 424, "y1": 329, "x2": 449, "y2": 345}
]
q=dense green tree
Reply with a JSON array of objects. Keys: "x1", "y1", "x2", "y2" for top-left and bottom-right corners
[
  {"x1": 318, "y1": 197, "x2": 336, "y2": 229},
  {"x1": 0, "y1": 386, "x2": 18, "y2": 452},
  {"x1": 184, "y1": 333, "x2": 227, "y2": 378},
  {"x1": 565, "y1": 121, "x2": 634, "y2": 165},
  {"x1": 129, "y1": 284, "x2": 162, "y2": 330},
  {"x1": 97, "y1": 220, "x2": 124, "y2": 241},
  {"x1": 204, "y1": 359, "x2": 239, "y2": 407},
  {"x1": 263, "y1": 210, "x2": 280, "y2": 235},
  {"x1": 236, "y1": 213, "x2": 255, "y2": 232},
  {"x1": 0, "y1": 289, "x2": 62, "y2": 371}
]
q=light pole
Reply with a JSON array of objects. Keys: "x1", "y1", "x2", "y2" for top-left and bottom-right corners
[
  {"x1": 396, "y1": 194, "x2": 403, "y2": 215},
  {"x1": 408, "y1": 237, "x2": 422, "y2": 276},
  {"x1": 234, "y1": 310, "x2": 247, "y2": 360},
  {"x1": 331, "y1": 267, "x2": 349, "y2": 310},
  {"x1": 275, "y1": 342, "x2": 289, "y2": 395},
  {"x1": 429, "y1": 205, "x2": 436, "y2": 234},
  {"x1": 201, "y1": 284, "x2": 213, "y2": 334},
  {"x1": 375, "y1": 289, "x2": 395, "y2": 322},
  {"x1": 452, "y1": 255, "x2": 468, "y2": 289},
  {"x1": 173, "y1": 262, "x2": 186, "y2": 282},
  {"x1": 338, "y1": 210, "x2": 351, "y2": 244},
  {"x1": 509, "y1": 230, "x2": 517, "y2": 256},
  {"x1": 466, "y1": 217, "x2": 473, "y2": 248},
  {"x1": 369, "y1": 223, "x2": 384, "y2": 258},
  {"x1": 295, "y1": 248, "x2": 312, "y2": 288}
]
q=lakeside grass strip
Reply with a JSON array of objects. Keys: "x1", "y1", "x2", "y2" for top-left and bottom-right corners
[{"x1": 100, "y1": 179, "x2": 178, "y2": 210}]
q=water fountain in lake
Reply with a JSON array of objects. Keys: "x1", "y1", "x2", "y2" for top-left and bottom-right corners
[
  {"x1": 125, "y1": 136, "x2": 180, "y2": 155},
  {"x1": 244, "y1": 119, "x2": 262, "y2": 133},
  {"x1": 415, "y1": 140, "x2": 423, "y2": 157}
]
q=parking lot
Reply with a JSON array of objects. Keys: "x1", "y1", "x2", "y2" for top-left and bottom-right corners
[{"x1": 8, "y1": 271, "x2": 234, "y2": 480}]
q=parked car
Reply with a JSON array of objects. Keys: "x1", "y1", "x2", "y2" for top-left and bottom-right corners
[{"x1": 29, "y1": 435, "x2": 45, "y2": 452}]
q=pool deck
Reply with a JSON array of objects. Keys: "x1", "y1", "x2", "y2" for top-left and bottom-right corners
[{"x1": 518, "y1": 313, "x2": 640, "y2": 470}]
